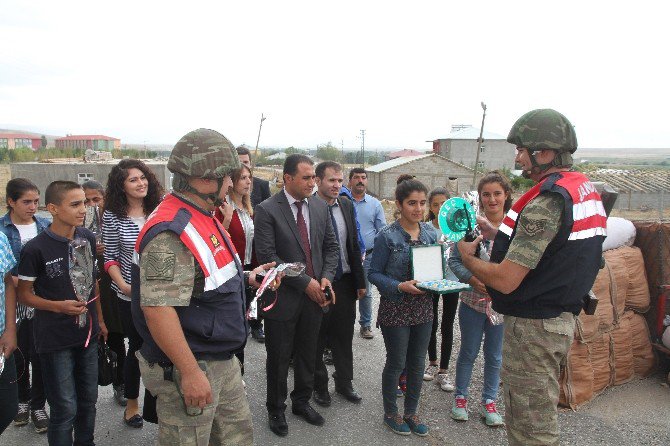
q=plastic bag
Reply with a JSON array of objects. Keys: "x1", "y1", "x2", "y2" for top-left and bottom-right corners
[
  {"x1": 486, "y1": 300, "x2": 504, "y2": 325},
  {"x1": 248, "y1": 262, "x2": 306, "y2": 319},
  {"x1": 98, "y1": 341, "x2": 118, "y2": 386}
]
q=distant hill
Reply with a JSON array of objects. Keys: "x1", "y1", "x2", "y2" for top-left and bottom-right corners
[{"x1": 579, "y1": 147, "x2": 670, "y2": 158}]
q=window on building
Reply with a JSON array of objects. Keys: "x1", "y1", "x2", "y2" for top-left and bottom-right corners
[
  {"x1": 0, "y1": 139, "x2": 7, "y2": 149},
  {"x1": 480, "y1": 145, "x2": 486, "y2": 153},
  {"x1": 16, "y1": 139, "x2": 31, "y2": 149},
  {"x1": 77, "y1": 173, "x2": 95, "y2": 184},
  {"x1": 477, "y1": 161, "x2": 485, "y2": 169}
]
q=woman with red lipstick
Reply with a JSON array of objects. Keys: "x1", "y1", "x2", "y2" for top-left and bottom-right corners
[
  {"x1": 448, "y1": 171, "x2": 512, "y2": 427},
  {"x1": 215, "y1": 165, "x2": 261, "y2": 366},
  {"x1": 103, "y1": 159, "x2": 162, "y2": 428}
]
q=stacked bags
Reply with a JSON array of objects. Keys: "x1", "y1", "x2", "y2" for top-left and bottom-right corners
[{"x1": 560, "y1": 219, "x2": 656, "y2": 409}]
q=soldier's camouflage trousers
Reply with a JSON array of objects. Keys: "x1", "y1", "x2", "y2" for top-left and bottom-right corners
[
  {"x1": 138, "y1": 352, "x2": 253, "y2": 446},
  {"x1": 501, "y1": 312, "x2": 575, "y2": 446}
]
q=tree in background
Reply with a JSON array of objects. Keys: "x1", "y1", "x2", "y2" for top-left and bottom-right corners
[
  {"x1": 343, "y1": 151, "x2": 365, "y2": 165},
  {"x1": 0, "y1": 148, "x2": 37, "y2": 162},
  {"x1": 41, "y1": 135, "x2": 47, "y2": 149},
  {"x1": 316, "y1": 142, "x2": 341, "y2": 161},
  {"x1": 285, "y1": 146, "x2": 305, "y2": 155},
  {"x1": 109, "y1": 148, "x2": 156, "y2": 159},
  {"x1": 367, "y1": 153, "x2": 380, "y2": 165}
]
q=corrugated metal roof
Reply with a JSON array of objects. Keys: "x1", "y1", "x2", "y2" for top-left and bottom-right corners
[
  {"x1": 56, "y1": 135, "x2": 119, "y2": 141},
  {"x1": 585, "y1": 168, "x2": 670, "y2": 193},
  {"x1": 367, "y1": 154, "x2": 473, "y2": 173},
  {"x1": 436, "y1": 126, "x2": 506, "y2": 141}
]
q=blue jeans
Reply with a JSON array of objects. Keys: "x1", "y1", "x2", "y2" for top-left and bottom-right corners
[
  {"x1": 381, "y1": 321, "x2": 432, "y2": 416},
  {"x1": 454, "y1": 303, "x2": 503, "y2": 402},
  {"x1": 0, "y1": 351, "x2": 18, "y2": 435},
  {"x1": 358, "y1": 255, "x2": 373, "y2": 328},
  {"x1": 40, "y1": 341, "x2": 98, "y2": 446}
]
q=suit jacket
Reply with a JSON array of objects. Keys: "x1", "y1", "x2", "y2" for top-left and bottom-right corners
[
  {"x1": 254, "y1": 191, "x2": 339, "y2": 321},
  {"x1": 251, "y1": 176, "x2": 271, "y2": 209},
  {"x1": 334, "y1": 196, "x2": 366, "y2": 291}
]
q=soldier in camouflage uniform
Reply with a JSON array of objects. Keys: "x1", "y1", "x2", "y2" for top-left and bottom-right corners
[
  {"x1": 457, "y1": 110, "x2": 606, "y2": 445},
  {"x1": 131, "y1": 128, "x2": 279, "y2": 446}
]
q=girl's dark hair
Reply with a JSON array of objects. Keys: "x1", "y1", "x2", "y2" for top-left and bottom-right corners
[
  {"x1": 478, "y1": 170, "x2": 513, "y2": 213},
  {"x1": 395, "y1": 178, "x2": 428, "y2": 203},
  {"x1": 395, "y1": 174, "x2": 415, "y2": 185},
  {"x1": 425, "y1": 187, "x2": 450, "y2": 222},
  {"x1": 6, "y1": 178, "x2": 39, "y2": 211},
  {"x1": 104, "y1": 159, "x2": 163, "y2": 218}
]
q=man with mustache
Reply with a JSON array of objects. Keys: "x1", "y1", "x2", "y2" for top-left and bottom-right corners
[
  {"x1": 347, "y1": 168, "x2": 387, "y2": 340},
  {"x1": 458, "y1": 109, "x2": 606, "y2": 445}
]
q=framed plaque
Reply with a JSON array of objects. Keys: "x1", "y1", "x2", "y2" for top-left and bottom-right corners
[{"x1": 411, "y1": 244, "x2": 471, "y2": 294}]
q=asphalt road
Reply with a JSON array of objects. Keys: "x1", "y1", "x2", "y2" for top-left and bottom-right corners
[{"x1": 3, "y1": 289, "x2": 670, "y2": 445}]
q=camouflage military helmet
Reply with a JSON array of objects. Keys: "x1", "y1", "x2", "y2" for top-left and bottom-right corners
[
  {"x1": 507, "y1": 109, "x2": 578, "y2": 154},
  {"x1": 168, "y1": 128, "x2": 240, "y2": 179}
]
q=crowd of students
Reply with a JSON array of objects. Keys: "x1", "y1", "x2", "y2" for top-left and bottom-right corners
[{"x1": 0, "y1": 156, "x2": 511, "y2": 444}]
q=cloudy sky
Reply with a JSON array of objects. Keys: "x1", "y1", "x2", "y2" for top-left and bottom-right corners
[{"x1": 1, "y1": 1, "x2": 667, "y2": 150}]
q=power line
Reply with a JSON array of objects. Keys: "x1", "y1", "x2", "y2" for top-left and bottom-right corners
[{"x1": 360, "y1": 129, "x2": 366, "y2": 168}]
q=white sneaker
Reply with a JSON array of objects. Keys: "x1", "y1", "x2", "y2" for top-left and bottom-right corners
[
  {"x1": 423, "y1": 364, "x2": 438, "y2": 381},
  {"x1": 436, "y1": 373, "x2": 454, "y2": 392}
]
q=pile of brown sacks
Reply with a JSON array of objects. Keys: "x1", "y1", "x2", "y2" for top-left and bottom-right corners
[{"x1": 559, "y1": 246, "x2": 656, "y2": 409}]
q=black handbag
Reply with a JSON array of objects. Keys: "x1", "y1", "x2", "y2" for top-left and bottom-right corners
[{"x1": 97, "y1": 341, "x2": 117, "y2": 386}]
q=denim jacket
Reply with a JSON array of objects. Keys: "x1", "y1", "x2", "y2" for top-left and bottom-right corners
[
  {"x1": 368, "y1": 220, "x2": 437, "y2": 301},
  {"x1": 0, "y1": 212, "x2": 51, "y2": 276},
  {"x1": 447, "y1": 237, "x2": 493, "y2": 283},
  {"x1": 447, "y1": 241, "x2": 472, "y2": 283}
]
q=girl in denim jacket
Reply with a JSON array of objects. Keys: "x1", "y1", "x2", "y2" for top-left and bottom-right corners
[
  {"x1": 368, "y1": 178, "x2": 436, "y2": 437},
  {"x1": 0, "y1": 178, "x2": 50, "y2": 433}
]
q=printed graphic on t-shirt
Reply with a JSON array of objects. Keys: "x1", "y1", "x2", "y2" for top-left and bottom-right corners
[{"x1": 45, "y1": 257, "x2": 64, "y2": 279}]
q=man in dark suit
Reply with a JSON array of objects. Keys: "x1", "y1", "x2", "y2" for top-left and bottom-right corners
[
  {"x1": 237, "y1": 145, "x2": 272, "y2": 343},
  {"x1": 237, "y1": 146, "x2": 271, "y2": 209},
  {"x1": 254, "y1": 154, "x2": 339, "y2": 437},
  {"x1": 312, "y1": 162, "x2": 367, "y2": 408}
]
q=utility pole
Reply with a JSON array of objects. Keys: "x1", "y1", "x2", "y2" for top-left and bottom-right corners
[
  {"x1": 360, "y1": 129, "x2": 366, "y2": 168},
  {"x1": 143, "y1": 140, "x2": 147, "y2": 159},
  {"x1": 471, "y1": 102, "x2": 487, "y2": 189},
  {"x1": 253, "y1": 113, "x2": 266, "y2": 168}
]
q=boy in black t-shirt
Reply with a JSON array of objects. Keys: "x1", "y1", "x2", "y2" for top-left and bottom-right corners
[{"x1": 17, "y1": 181, "x2": 107, "y2": 446}]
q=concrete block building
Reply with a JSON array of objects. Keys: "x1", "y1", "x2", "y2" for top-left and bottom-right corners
[
  {"x1": 431, "y1": 125, "x2": 515, "y2": 171},
  {"x1": 11, "y1": 159, "x2": 171, "y2": 205},
  {"x1": 364, "y1": 154, "x2": 473, "y2": 199}
]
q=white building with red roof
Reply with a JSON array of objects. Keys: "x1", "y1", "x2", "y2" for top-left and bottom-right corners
[{"x1": 0, "y1": 133, "x2": 43, "y2": 150}]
